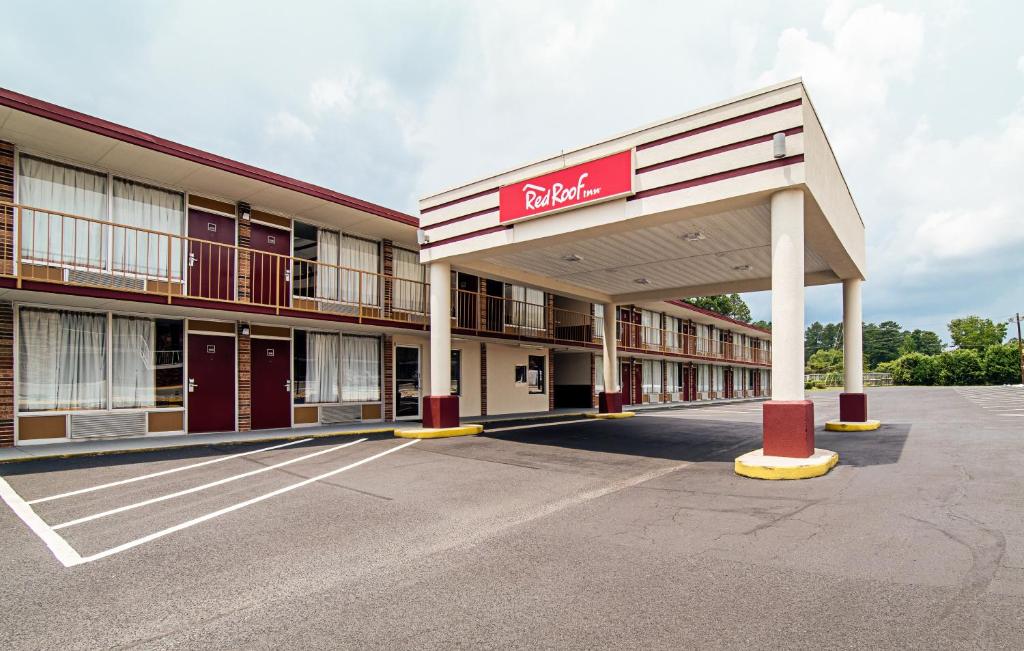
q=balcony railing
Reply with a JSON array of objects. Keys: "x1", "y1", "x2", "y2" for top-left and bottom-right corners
[
  {"x1": 1, "y1": 202, "x2": 428, "y2": 323},
  {"x1": 0, "y1": 202, "x2": 771, "y2": 365},
  {"x1": 451, "y1": 288, "x2": 771, "y2": 365}
]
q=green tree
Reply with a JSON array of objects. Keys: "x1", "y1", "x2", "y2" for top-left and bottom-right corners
[
  {"x1": 752, "y1": 320, "x2": 771, "y2": 331},
  {"x1": 888, "y1": 352, "x2": 940, "y2": 385},
  {"x1": 805, "y1": 348, "x2": 844, "y2": 374},
  {"x1": 982, "y1": 343, "x2": 1022, "y2": 384},
  {"x1": 899, "y1": 329, "x2": 944, "y2": 356},
  {"x1": 804, "y1": 321, "x2": 842, "y2": 361},
  {"x1": 948, "y1": 316, "x2": 1007, "y2": 352},
  {"x1": 937, "y1": 349, "x2": 986, "y2": 386},
  {"x1": 864, "y1": 320, "x2": 905, "y2": 368},
  {"x1": 685, "y1": 294, "x2": 752, "y2": 322}
]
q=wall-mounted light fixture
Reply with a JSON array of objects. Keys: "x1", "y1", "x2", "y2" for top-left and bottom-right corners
[{"x1": 772, "y1": 132, "x2": 786, "y2": 159}]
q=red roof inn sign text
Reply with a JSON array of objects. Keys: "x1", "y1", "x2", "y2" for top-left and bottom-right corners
[{"x1": 499, "y1": 150, "x2": 634, "y2": 224}]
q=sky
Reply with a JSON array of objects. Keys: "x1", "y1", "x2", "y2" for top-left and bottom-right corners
[{"x1": 2, "y1": 0, "x2": 1022, "y2": 340}]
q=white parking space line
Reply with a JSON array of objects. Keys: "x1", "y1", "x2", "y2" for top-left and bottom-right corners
[
  {"x1": 77, "y1": 439, "x2": 420, "y2": 565},
  {"x1": 0, "y1": 438, "x2": 419, "y2": 567},
  {"x1": 52, "y1": 438, "x2": 367, "y2": 530},
  {"x1": 0, "y1": 476, "x2": 82, "y2": 568},
  {"x1": 28, "y1": 438, "x2": 313, "y2": 505}
]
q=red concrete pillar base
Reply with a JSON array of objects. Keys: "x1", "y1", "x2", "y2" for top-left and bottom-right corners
[
  {"x1": 763, "y1": 400, "x2": 815, "y2": 458},
  {"x1": 839, "y1": 392, "x2": 868, "y2": 422},
  {"x1": 423, "y1": 395, "x2": 460, "y2": 429},
  {"x1": 598, "y1": 391, "x2": 623, "y2": 414}
]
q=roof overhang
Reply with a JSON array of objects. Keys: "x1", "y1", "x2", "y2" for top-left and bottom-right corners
[
  {"x1": 419, "y1": 79, "x2": 865, "y2": 305},
  {"x1": 0, "y1": 87, "x2": 418, "y2": 246}
]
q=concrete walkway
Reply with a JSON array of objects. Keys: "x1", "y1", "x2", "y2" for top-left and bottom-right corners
[{"x1": 0, "y1": 397, "x2": 767, "y2": 463}]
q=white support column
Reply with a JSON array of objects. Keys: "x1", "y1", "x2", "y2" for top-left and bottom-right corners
[
  {"x1": 428, "y1": 261, "x2": 451, "y2": 396},
  {"x1": 770, "y1": 189, "x2": 805, "y2": 401},
  {"x1": 602, "y1": 303, "x2": 619, "y2": 393},
  {"x1": 843, "y1": 278, "x2": 864, "y2": 393}
]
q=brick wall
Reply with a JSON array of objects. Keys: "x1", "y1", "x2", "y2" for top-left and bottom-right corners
[
  {"x1": 590, "y1": 353, "x2": 598, "y2": 407},
  {"x1": 236, "y1": 203, "x2": 251, "y2": 303},
  {"x1": 480, "y1": 342, "x2": 487, "y2": 416},
  {"x1": 0, "y1": 301, "x2": 13, "y2": 446},
  {"x1": 478, "y1": 277, "x2": 487, "y2": 331},
  {"x1": 383, "y1": 334, "x2": 394, "y2": 421},
  {"x1": 548, "y1": 350, "x2": 555, "y2": 411},
  {"x1": 0, "y1": 141, "x2": 13, "y2": 275},
  {"x1": 382, "y1": 239, "x2": 394, "y2": 317},
  {"x1": 237, "y1": 322, "x2": 251, "y2": 432}
]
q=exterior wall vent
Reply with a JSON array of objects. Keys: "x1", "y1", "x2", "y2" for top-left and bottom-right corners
[
  {"x1": 65, "y1": 269, "x2": 146, "y2": 291},
  {"x1": 319, "y1": 405, "x2": 362, "y2": 424},
  {"x1": 70, "y1": 412, "x2": 148, "y2": 439}
]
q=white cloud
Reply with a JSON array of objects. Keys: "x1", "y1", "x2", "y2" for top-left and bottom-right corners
[
  {"x1": 752, "y1": 4, "x2": 924, "y2": 159},
  {"x1": 1018, "y1": 54, "x2": 1024, "y2": 74},
  {"x1": 264, "y1": 111, "x2": 314, "y2": 142}
]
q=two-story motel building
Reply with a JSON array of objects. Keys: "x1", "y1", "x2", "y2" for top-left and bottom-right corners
[{"x1": 0, "y1": 86, "x2": 777, "y2": 448}]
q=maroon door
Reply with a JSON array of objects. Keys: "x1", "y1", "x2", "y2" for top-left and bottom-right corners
[
  {"x1": 188, "y1": 333, "x2": 236, "y2": 433},
  {"x1": 724, "y1": 368, "x2": 734, "y2": 398},
  {"x1": 251, "y1": 338, "x2": 292, "y2": 430},
  {"x1": 188, "y1": 210, "x2": 236, "y2": 301},
  {"x1": 250, "y1": 223, "x2": 291, "y2": 307}
]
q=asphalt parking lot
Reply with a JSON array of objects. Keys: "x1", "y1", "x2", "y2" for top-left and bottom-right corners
[{"x1": 1, "y1": 386, "x2": 1023, "y2": 649}]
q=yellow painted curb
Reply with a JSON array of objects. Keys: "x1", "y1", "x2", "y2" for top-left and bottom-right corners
[
  {"x1": 585, "y1": 412, "x2": 637, "y2": 419},
  {"x1": 394, "y1": 424, "x2": 484, "y2": 439},
  {"x1": 734, "y1": 448, "x2": 839, "y2": 480},
  {"x1": 825, "y1": 420, "x2": 881, "y2": 432}
]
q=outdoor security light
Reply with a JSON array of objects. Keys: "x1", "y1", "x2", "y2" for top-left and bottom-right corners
[{"x1": 772, "y1": 132, "x2": 786, "y2": 158}]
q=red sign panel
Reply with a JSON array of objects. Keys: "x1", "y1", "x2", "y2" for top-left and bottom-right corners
[{"x1": 499, "y1": 150, "x2": 633, "y2": 224}]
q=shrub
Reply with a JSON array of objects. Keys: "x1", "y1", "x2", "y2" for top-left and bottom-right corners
[
  {"x1": 889, "y1": 352, "x2": 940, "y2": 385},
  {"x1": 937, "y1": 349, "x2": 986, "y2": 386},
  {"x1": 982, "y1": 343, "x2": 1022, "y2": 385}
]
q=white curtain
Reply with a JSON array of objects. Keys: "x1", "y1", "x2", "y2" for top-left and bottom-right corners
[
  {"x1": 595, "y1": 355, "x2": 604, "y2": 391},
  {"x1": 665, "y1": 362, "x2": 680, "y2": 393},
  {"x1": 315, "y1": 229, "x2": 340, "y2": 301},
  {"x1": 341, "y1": 236, "x2": 379, "y2": 306},
  {"x1": 18, "y1": 156, "x2": 108, "y2": 267},
  {"x1": 305, "y1": 331, "x2": 340, "y2": 403},
  {"x1": 393, "y1": 247, "x2": 425, "y2": 312},
  {"x1": 112, "y1": 316, "x2": 155, "y2": 408},
  {"x1": 18, "y1": 308, "x2": 106, "y2": 411},
  {"x1": 665, "y1": 316, "x2": 680, "y2": 351},
  {"x1": 642, "y1": 310, "x2": 661, "y2": 347},
  {"x1": 506, "y1": 284, "x2": 545, "y2": 330},
  {"x1": 112, "y1": 178, "x2": 184, "y2": 279},
  {"x1": 593, "y1": 304, "x2": 604, "y2": 339},
  {"x1": 342, "y1": 336, "x2": 380, "y2": 402},
  {"x1": 642, "y1": 360, "x2": 662, "y2": 394}
]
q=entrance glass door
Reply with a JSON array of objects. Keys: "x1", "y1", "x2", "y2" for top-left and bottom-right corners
[{"x1": 395, "y1": 345, "x2": 421, "y2": 419}]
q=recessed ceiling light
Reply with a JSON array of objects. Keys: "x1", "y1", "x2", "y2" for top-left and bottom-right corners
[
  {"x1": 732, "y1": 264, "x2": 751, "y2": 271},
  {"x1": 634, "y1": 277, "x2": 651, "y2": 285},
  {"x1": 562, "y1": 253, "x2": 583, "y2": 262},
  {"x1": 680, "y1": 231, "x2": 706, "y2": 242}
]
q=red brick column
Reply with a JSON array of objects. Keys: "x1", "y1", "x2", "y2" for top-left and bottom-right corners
[
  {"x1": 237, "y1": 322, "x2": 251, "y2": 432},
  {"x1": 236, "y1": 203, "x2": 251, "y2": 303},
  {"x1": 590, "y1": 353, "x2": 598, "y2": 408},
  {"x1": 478, "y1": 277, "x2": 487, "y2": 332},
  {"x1": 0, "y1": 141, "x2": 13, "y2": 276},
  {"x1": 480, "y1": 342, "x2": 487, "y2": 416},
  {"x1": 0, "y1": 301, "x2": 13, "y2": 446},
  {"x1": 383, "y1": 334, "x2": 394, "y2": 421},
  {"x1": 548, "y1": 351, "x2": 555, "y2": 411},
  {"x1": 382, "y1": 239, "x2": 394, "y2": 318}
]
